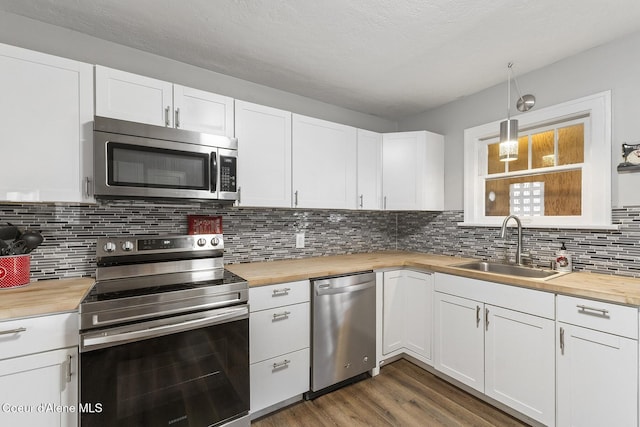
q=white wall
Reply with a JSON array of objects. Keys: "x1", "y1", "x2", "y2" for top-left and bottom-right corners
[
  {"x1": 399, "y1": 30, "x2": 640, "y2": 211},
  {"x1": 0, "y1": 11, "x2": 397, "y2": 134}
]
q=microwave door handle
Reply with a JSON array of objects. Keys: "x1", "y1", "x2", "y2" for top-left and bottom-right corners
[{"x1": 210, "y1": 152, "x2": 218, "y2": 192}]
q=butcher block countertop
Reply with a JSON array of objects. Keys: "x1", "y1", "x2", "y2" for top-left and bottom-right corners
[
  {"x1": 226, "y1": 251, "x2": 640, "y2": 306},
  {"x1": 0, "y1": 277, "x2": 94, "y2": 321},
  {"x1": 5, "y1": 251, "x2": 640, "y2": 321}
]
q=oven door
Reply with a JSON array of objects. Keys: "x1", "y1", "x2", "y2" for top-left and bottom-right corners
[{"x1": 79, "y1": 305, "x2": 249, "y2": 427}]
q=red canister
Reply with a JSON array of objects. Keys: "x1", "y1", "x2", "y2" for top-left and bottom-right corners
[{"x1": 0, "y1": 255, "x2": 30, "y2": 288}]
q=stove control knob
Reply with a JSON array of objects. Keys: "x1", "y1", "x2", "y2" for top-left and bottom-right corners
[
  {"x1": 210, "y1": 237, "x2": 220, "y2": 246},
  {"x1": 103, "y1": 242, "x2": 117, "y2": 253},
  {"x1": 122, "y1": 241, "x2": 134, "y2": 252},
  {"x1": 197, "y1": 238, "x2": 207, "y2": 247}
]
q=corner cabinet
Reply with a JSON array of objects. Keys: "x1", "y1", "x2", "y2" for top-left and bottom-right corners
[
  {"x1": 382, "y1": 131, "x2": 444, "y2": 210},
  {"x1": 95, "y1": 66, "x2": 234, "y2": 136},
  {"x1": 382, "y1": 270, "x2": 434, "y2": 365},
  {"x1": 292, "y1": 114, "x2": 357, "y2": 209},
  {"x1": 356, "y1": 129, "x2": 383, "y2": 210},
  {"x1": 235, "y1": 100, "x2": 292, "y2": 207},
  {"x1": 0, "y1": 312, "x2": 79, "y2": 427},
  {"x1": 556, "y1": 295, "x2": 638, "y2": 426},
  {"x1": 0, "y1": 43, "x2": 93, "y2": 203},
  {"x1": 434, "y1": 273, "x2": 555, "y2": 426}
]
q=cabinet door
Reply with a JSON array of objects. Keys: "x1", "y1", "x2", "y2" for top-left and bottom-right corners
[
  {"x1": 557, "y1": 323, "x2": 638, "y2": 427},
  {"x1": 292, "y1": 114, "x2": 357, "y2": 209},
  {"x1": 382, "y1": 130, "x2": 444, "y2": 210},
  {"x1": 404, "y1": 271, "x2": 433, "y2": 363},
  {"x1": 485, "y1": 305, "x2": 555, "y2": 426},
  {"x1": 356, "y1": 129, "x2": 382, "y2": 210},
  {"x1": 235, "y1": 101, "x2": 292, "y2": 207},
  {"x1": 434, "y1": 292, "x2": 484, "y2": 392},
  {"x1": 95, "y1": 65, "x2": 173, "y2": 127},
  {"x1": 0, "y1": 43, "x2": 93, "y2": 202},
  {"x1": 382, "y1": 270, "x2": 404, "y2": 355},
  {"x1": 0, "y1": 347, "x2": 78, "y2": 427},
  {"x1": 173, "y1": 85, "x2": 233, "y2": 136},
  {"x1": 250, "y1": 348, "x2": 309, "y2": 414},
  {"x1": 250, "y1": 302, "x2": 310, "y2": 364}
]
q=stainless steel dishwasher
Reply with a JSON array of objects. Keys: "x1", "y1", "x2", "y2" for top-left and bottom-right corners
[{"x1": 309, "y1": 271, "x2": 376, "y2": 397}]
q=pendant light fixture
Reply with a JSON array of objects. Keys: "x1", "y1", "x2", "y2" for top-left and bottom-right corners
[
  {"x1": 499, "y1": 62, "x2": 536, "y2": 162},
  {"x1": 499, "y1": 63, "x2": 518, "y2": 162}
]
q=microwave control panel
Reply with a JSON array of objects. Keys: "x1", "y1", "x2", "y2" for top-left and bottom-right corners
[{"x1": 219, "y1": 155, "x2": 237, "y2": 192}]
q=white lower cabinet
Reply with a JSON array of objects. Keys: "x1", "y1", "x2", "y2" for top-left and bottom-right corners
[
  {"x1": 250, "y1": 348, "x2": 310, "y2": 414},
  {"x1": 433, "y1": 292, "x2": 484, "y2": 391},
  {"x1": 433, "y1": 273, "x2": 555, "y2": 426},
  {"x1": 556, "y1": 295, "x2": 638, "y2": 426},
  {"x1": 0, "y1": 313, "x2": 79, "y2": 427},
  {"x1": 249, "y1": 281, "x2": 310, "y2": 416},
  {"x1": 485, "y1": 305, "x2": 555, "y2": 426},
  {"x1": 382, "y1": 270, "x2": 433, "y2": 364}
]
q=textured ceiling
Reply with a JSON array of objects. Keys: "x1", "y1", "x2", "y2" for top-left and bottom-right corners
[{"x1": 1, "y1": 0, "x2": 640, "y2": 120}]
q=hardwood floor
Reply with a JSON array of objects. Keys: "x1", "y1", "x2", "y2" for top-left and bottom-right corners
[{"x1": 252, "y1": 359, "x2": 529, "y2": 427}]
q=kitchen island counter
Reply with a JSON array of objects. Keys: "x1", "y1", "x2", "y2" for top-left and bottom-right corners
[{"x1": 226, "y1": 251, "x2": 640, "y2": 306}]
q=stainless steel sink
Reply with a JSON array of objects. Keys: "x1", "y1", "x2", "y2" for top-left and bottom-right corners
[{"x1": 453, "y1": 261, "x2": 562, "y2": 279}]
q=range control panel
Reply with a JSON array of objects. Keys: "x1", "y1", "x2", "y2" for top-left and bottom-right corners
[{"x1": 96, "y1": 234, "x2": 224, "y2": 258}]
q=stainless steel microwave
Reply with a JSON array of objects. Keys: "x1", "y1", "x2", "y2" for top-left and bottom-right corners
[{"x1": 93, "y1": 116, "x2": 238, "y2": 201}]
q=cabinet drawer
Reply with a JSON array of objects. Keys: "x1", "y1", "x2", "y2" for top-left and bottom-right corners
[
  {"x1": 250, "y1": 348, "x2": 309, "y2": 414},
  {"x1": 250, "y1": 302, "x2": 309, "y2": 363},
  {"x1": 557, "y1": 295, "x2": 638, "y2": 339},
  {"x1": 249, "y1": 280, "x2": 310, "y2": 312},
  {"x1": 0, "y1": 312, "x2": 79, "y2": 360}
]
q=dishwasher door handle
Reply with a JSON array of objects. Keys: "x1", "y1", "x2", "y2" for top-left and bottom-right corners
[{"x1": 315, "y1": 280, "x2": 375, "y2": 296}]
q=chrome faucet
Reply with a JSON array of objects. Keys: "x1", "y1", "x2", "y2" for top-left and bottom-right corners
[{"x1": 500, "y1": 215, "x2": 524, "y2": 265}]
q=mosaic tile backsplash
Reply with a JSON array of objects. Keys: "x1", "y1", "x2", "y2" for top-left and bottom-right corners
[
  {"x1": 2, "y1": 200, "x2": 640, "y2": 280},
  {"x1": 0, "y1": 200, "x2": 396, "y2": 280}
]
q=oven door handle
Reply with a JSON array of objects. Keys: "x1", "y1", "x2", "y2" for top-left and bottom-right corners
[{"x1": 81, "y1": 305, "x2": 248, "y2": 352}]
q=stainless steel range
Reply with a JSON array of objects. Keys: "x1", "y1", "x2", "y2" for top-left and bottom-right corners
[{"x1": 79, "y1": 234, "x2": 249, "y2": 427}]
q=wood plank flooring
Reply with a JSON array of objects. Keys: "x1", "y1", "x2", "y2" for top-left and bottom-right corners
[{"x1": 252, "y1": 359, "x2": 529, "y2": 427}]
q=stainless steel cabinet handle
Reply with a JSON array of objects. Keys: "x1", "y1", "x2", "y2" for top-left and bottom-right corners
[
  {"x1": 576, "y1": 304, "x2": 609, "y2": 317},
  {"x1": 560, "y1": 327, "x2": 565, "y2": 355},
  {"x1": 384, "y1": 196, "x2": 387, "y2": 210},
  {"x1": 0, "y1": 327, "x2": 26, "y2": 336},
  {"x1": 84, "y1": 177, "x2": 91, "y2": 198},
  {"x1": 237, "y1": 186, "x2": 242, "y2": 205},
  {"x1": 272, "y1": 311, "x2": 291, "y2": 320},
  {"x1": 485, "y1": 307, "x2": 490, "y2": 331},
  {"x1": 164, "y1": 106, "x2": 170, "y2": 126},
  {"x1": 272, "y1": 359, "x2": 290, "y2": 370},
  {"x1": 294, "y1": 190, "x2": 298, "y2": 207},
  {"x1": 476, "y1": 306, "x2": 480, "y2": 327},
  {"x1": 272, "y1": 288, "x2": 291, "y2": 296},
  {"x1": 65, "y1": 354, "x2": 73, "y2": 383},
  {"x1": 359, "y1": 194, "x2": 363, "y2": 208},
  {"x1": 175, "y1": 107, "x2": 181, "y2": 128}
]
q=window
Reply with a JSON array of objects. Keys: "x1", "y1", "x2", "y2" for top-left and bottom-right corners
[{"x1": 463, "y1": 91, "x2": 611, "y2": 228}]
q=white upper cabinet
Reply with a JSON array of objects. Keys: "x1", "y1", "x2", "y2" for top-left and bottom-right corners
[
  {"x1": 356, "y1": 129, "x2": 382, "y2": 210},
  {"x1": 95, "y1": 66, "x2": 172, "y2": 127},
  {"x1": 173, "y1": 85, "x2": 234, "y2": 135},
  {"x1": 292, "y1": 114, "x2": 357, "y2": 209},
  {"x1": 382, "y1": 130, "x2": 444, "y2": 210},
  {"x1": 95, "y1": 66, "x2": 234, "y2": 136},
  {"x1": 0, "y1": 43, "x2": 93, "y2": 203},
  {"x1": 235, "y1": 100, "x2": 292, "y2": 207}
]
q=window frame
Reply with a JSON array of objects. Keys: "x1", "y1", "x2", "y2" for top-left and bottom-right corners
[{"x1": 462, "y1": 91, "x2": 612, "y2": 228}]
